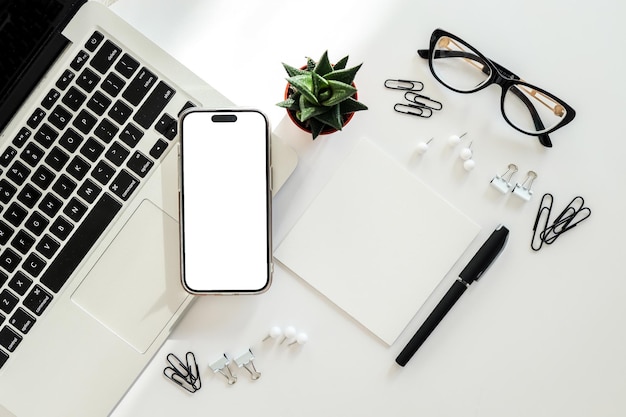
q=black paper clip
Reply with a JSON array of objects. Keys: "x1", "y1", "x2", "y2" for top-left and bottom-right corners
[
  {"x1": 404, "y1": 91, "x2": 443, "y2": 111},
  {"x1": 393, "y1": 103, "x2": 433, "y2": 118},
  {"x1": 384, "y1": 79, "x2": 424, "y2": 91},
  {"x1": 531, "y1": 193, "x2": 591, "y2": 251},
  {"x1": 163, "y1": 352, "x2": 201, "y2": 393}
]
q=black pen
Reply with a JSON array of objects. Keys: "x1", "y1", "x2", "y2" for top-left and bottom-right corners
[{"x1": 395, "y1": 224, "x2": 509, "y2": 367}]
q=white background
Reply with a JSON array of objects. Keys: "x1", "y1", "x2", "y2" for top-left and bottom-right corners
[{"x1": 110, "y1": 0, "x2": 626, "y2": 416}]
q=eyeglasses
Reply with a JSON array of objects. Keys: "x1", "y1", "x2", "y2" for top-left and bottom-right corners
[{"x1": 418, "y1": 29, "x2": 576, "y2": 147}]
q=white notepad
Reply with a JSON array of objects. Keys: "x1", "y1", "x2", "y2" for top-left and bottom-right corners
[{"x1": 275, "y1": 139, "x2": 480, "y2": 345}]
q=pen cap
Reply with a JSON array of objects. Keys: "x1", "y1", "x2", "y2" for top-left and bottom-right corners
[{"x1": 458, "y1": 225, "x2": 509, "y2": 284}]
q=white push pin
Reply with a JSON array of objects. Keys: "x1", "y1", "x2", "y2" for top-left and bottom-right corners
[
  {"x1": 512, "y1": 171, "x2": 537, "y2": 201},
  {"x1": 262, "y1": 326, "x2": 283, "y2": 342},
  {"x1": 279, "y1": 326, "x2": 296, "y2": 344},
  {"x1": 234, "y1": 349, "x2": 261, "y2": 380},
  {"x1": 416, "y1": 137, "x2": 433, "y2": 155},
  {"x1": 459, "y1": 141, "x2": 473, "y2": 160},
  {"x1": 490, "y1": 164, "x2": 518, "y2": 193},
  {"x1": 288, "y1": 332, "x2": 309, "y2": 347},
  {"x1": 463, "y1": 159, "x2": 476, "y2": 171},
  {"x1": 209, "y1": 354, "x2": 237, "y2": 385},
  {"x1": 448, "y1": 132, "x2": 467, "y2": 146}
]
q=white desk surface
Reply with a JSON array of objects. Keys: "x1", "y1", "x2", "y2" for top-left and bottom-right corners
[{"x1": 110, "y1": 0, "x2": 626, "y2": 416}]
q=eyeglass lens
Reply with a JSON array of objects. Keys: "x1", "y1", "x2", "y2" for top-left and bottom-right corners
[{"x1": 431, "y1": 35, "x2": 569, "y2": 135}]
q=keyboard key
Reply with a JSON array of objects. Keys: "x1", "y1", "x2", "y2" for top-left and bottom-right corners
[
  {"x1": 92, "y1": 160, "x2": 115, "y2": 185},
  {"x1": 12, "y1": 127, "x2": 32, "y2": 148},
  {"x1": 123, "y1": 67, "x2": 157, "y2": 106},
  {"x1": 31, "y1": 165, "x2": 56, "y2": 190},
  {"x1": 63, "y1": 197, "x2": 87, "y2": 223},
  {"x1": 38, "y1": 193, "x2": 63, "y2": 218},
  {"x1": 36, "y1": 234, "x2": 60, "y2": 259},
  {"x1": 70, "y1": 50, "x2": 90, "y2": 71},
  {"x1": 22, "y1": 253, "x2": 46, "y2": 278},
  {"x1": 0, "y1": 249, "x2": 21, "y2": 274},
  {"x1": 0, "y1": 146, "x2": 17, "y2": 167},
  {"x1": 55, "y1": 69, "x2": 74, "y2": 90},
  {"x1": 35, "y1": 123, "x2": 59, "y2": 149},
  {"x1": 80, "y1": 137, "x2": 105, "y2": 162},
  {"x1": 10, "y1": 308, "x2": 36, "y2": 334},
  {"x1": 10, "y1": 230, "x2": 35, "y2": 254},
  {"x1": 127, "y1": 151, "x2": 154, "y2": 178},
  {"x1": 6, "y1": 160, "x2": 30, "y2": 186},
  {"x1": 149, "y1": 138, "x2": 168, "y2": 159},
  {"x1": 91, "y1": 40, "x2": 122, "y2": 74},
  {"x1": 48, "y1": 105, "x2": 72, "y2": 130},
  {"x1": 87, "y1": 91, "x2": 112, "y2": 116},
  {"x1": 45, "y1": 146, "x2": 70, "y2": 171},
  {"x1": 109, "y1": 169, "x2": 139, "y2": 201},
  {"x1": 3, "y1": 202, "x2": 27, "y2": 227},
  {"x1": 67, "y1": 156, "x2": 91, "y2": 181},
  {"x1": 119, "y1": 123, "x2": 144, "y2": 148},
  {"x1": 17, "y1": 184, "x2": 42, "y2": 208},
  {"x1": 0, "y1": 179, "x2": 16, "y2": 203},
  {"x1": 0, "y1": 326, "x2": 21, "y2": 352},
  {"x1": 50, "y1": 216, "x2": 73, "y2": 241},
  {"x1": 8, "y1": 272, "x2": 32, "y2": 296},
  {"x1": 102, "y1": 73, "x2": 125, "y2": 97},
  {"x1": 77, "y1": 179, "x2": 101, "y2": 204},
  {"x1": 23, "y1": 285, "x2": 53, "y2": 316},
  {"x1": 73, "y1": 109, "x2": 97, "y2": 134},
  {"x1": 0, "y1": 289, "x2": 18, "y2": 314},
  {"x1": 85, "y1": 31, "x2": 104, "y2": 52},
  {"x1": 108, "y1": 100, "x2": 132, "y2": 125},
  {"x1": 41, "y1": 89, "x2": 60, "y2": 110},
  {"x1": 0, "y1": 221, "x2": 14, "y2": 245},
  {"x1": 155, "y1": 113, "x2": 177, "y2": 140},
  {"x1": 134, "y1": 81, "x2": 176, "y2": 129},
  {"x1": 27, "y1": 108, "x2": 46, "y2": 129},
  {"x1": 105, "y1": 141, "x2": 130, "y2": 166},
  {"x1": 59, "y1": 128, "x2": 83, "y2": 153},
  {"x1": 51, "y1": 174, "x2": 76, "y2": 199},
  {"x1": 94, "y1": 118, "x2": 119, "y2": 143},
  {"x1": 115, "y1": 53, "x2": 139, "y2": 78},
  {"x1": 0, "y1": 271, "x2": 7, "y2": 287},
  {"x1": 76, "y1": 68, "x2": 100, "y2": 93},
  {"x1": 62, "y1": 86, "x2": 87, "y2": 111},
  {"x1": 40, "y1": 193, "x2": 122, "y2": 293},
  {"x1": 0, "y1": 350, "x2": 7, "y2": 369},
  {"x1": 24, "y1": 211, "x2": 49, "y2": 236},
  {"x1": 20, "y1": 142, "x2": 45, "y2": 167}
]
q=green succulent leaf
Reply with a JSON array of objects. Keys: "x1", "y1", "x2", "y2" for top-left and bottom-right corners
[
  {"x1": 334, "y1": 55, "x2": 349, "y2": 70},
  {"x1": 287, "y1": 74, "x2": 319, "y2": 105},
  {"x1": 309, "y1": 118, "x2": 325, "y2": 140},
  {"x1": 314, "y1": 51, "x2": 333, "y2": 76},
  {"x1": 282, "y1": 63, "x2": 307, "y2": 77},
  {"x1": 299, "y1": 98, "x2": 328, "y2": 122},
  {"x1": 321, "y1": 80, "x2": 357, "y2": 107},
  {"x1": 339, "y1": 97, "x2": 369, "y2": 114},
  {"x1": 311, "y1": 71, "x2": 329, "y2": 100},
  {"x1": 314, "y1": 104, "x2": 343, "y2": 131},
  {"x1": 324, "y1": 63, "x2": 362, "y2": 85}
]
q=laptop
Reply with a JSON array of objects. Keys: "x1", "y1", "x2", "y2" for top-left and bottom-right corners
[{"x1": 0, "y1": 1, "x2": 296, "y2": 416}]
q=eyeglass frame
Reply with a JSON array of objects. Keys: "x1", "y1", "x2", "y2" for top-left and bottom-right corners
[{"x1": 418, "y1": 28, "x2": 576, "y2": 148}]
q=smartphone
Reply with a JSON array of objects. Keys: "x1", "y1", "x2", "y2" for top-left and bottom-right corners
[{"x1": 179, "y1": 109, "x2": 272, "y2": 294}]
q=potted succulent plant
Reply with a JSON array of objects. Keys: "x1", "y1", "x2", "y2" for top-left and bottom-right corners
[{"x1": 276, "y1": 51, "x2": 368, "y2": 139}]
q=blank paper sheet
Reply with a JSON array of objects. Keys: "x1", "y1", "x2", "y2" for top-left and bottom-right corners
[{"x1": 275, "y1": 139, "x2": 480, "y2": 345}]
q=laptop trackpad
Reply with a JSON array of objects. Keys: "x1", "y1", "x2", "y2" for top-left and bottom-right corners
[{"x1": 71, "y1": 199, "x2": 189, "y2": 353}]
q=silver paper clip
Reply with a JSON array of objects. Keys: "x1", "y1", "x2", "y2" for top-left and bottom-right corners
[
  {"x1": 490, "y1": 164, "x2": 518, "y2": 193},
  {"x1": 163, "y1": 352, "x2": 201, "y2": 393},
  {"x1": 384, "y1": 79, "x2": 424, "y2": 91},
  {"x1": 209, "y1": 354, "x2": 237, "y2": 385},
  {"x1": 234, "y1": 349, "x2": 261, "y2": 380},
  {"x1": 403, "y1": 91, "x2": 443, "y2": 111},
  {"x1": 393, "y1": 103, "x2": 432, "y2": 118},
  {"x1": 512, "y1": 171, "x2": 537, "y2": 201}
]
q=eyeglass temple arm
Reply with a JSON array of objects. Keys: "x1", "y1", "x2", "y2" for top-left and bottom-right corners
[{"x1": 418, "y1": 48, "x2": 552, "y2": 147}]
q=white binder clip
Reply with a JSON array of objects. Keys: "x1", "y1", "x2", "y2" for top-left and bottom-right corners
[
  {"x1": 490, "y1": 163, "x2": 518, "y2": 193},
  {"x1": 209, "y1": 354, "x2": 237, "y2": 385},
  {"x1": 512, "y1": 171, "x2": 537, "y2": 201},
  {"x1": 234, "y1": 349, "x2": 261, "y2": 380}
]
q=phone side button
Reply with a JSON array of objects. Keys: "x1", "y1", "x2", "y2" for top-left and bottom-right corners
[{"x1": 269, "y1": 166, "x2": 273, "y2": 192}]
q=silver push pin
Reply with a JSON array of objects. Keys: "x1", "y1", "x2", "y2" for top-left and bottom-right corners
[
  {"x1": 209, "y1": 354, "x2": 237, "y2": 385},
  {"x1": 234, "y1": 349, "x2": 261, "y2": 380},
  {"x1": 490, "y1": 164, "x2": 518, "y2": 193},
  {"x1": 512, "y1": 171, "x2": 537, "y2": 201}
]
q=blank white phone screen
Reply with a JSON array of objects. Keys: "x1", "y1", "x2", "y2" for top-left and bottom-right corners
[{"x1": 181, "y1": 110, "x2": 269, "y2": 292}]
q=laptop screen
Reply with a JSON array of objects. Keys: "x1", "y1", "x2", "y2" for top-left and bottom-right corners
[{"x1": 0, "y1": 0, "x2": 84, "y2": 132}]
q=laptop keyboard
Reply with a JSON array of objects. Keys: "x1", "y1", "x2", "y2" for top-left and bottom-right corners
[{"x1": 0, "y1": 31, "x2": 193, "y2": 369}]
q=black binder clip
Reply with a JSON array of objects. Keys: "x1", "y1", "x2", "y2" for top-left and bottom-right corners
[{"x1": 163, "y1": 352, "x2": 201, "y2": 393}]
